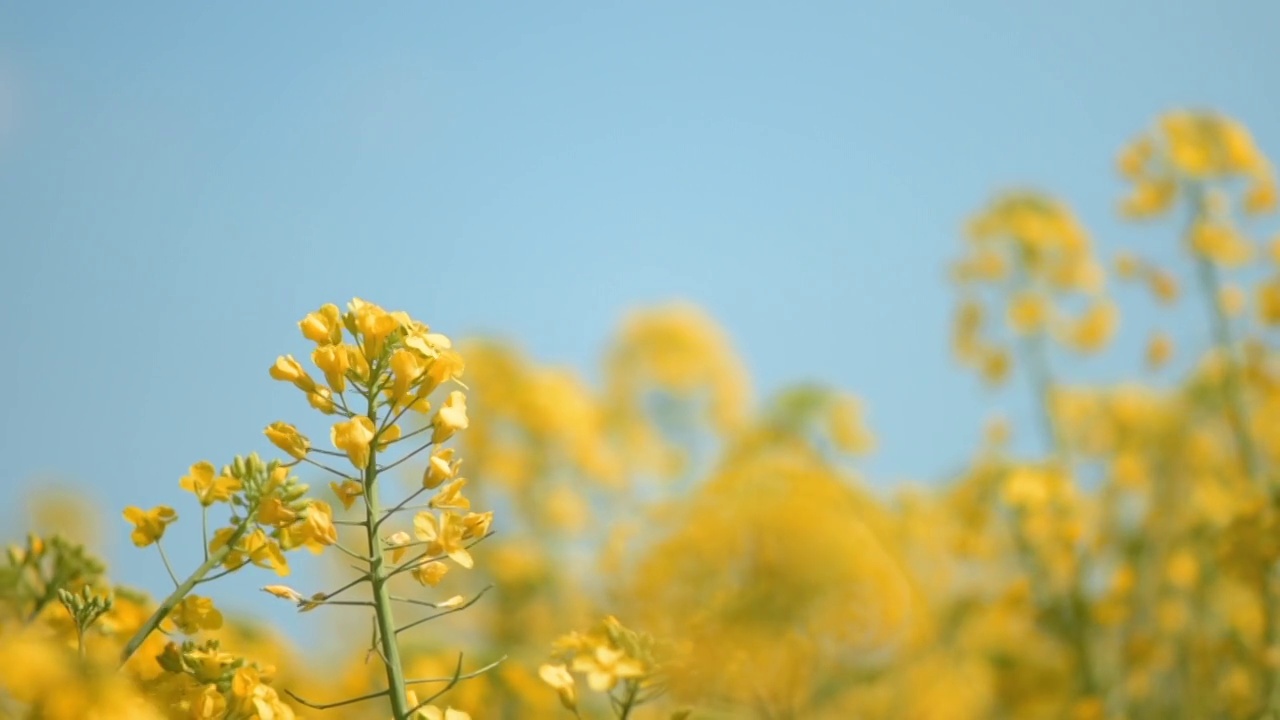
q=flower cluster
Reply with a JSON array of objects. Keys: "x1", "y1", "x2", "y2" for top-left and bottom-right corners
[
  {"x1": 540, "y1": 616, "x2": 681, "y2": 719},
  {"x1": 259, "y1": 298, "x2": 497, "y2": 720},
  {"x1": 953, "y1": 191, "x2": 1116, "y2": 388}
]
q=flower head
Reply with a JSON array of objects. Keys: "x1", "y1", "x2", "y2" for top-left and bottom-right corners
[{"x1": 123, "y1": 505, "x2": 177, "y2": 547}]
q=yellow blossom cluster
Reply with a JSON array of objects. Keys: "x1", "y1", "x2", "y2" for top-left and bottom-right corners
[{"x1": 954, "y1": 191, "x2": 1116, "y2": 388}]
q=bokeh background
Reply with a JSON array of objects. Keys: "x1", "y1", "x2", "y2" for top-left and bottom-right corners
[{"x1": 1, "y1": 1, "x2": 1277, "y2": 650}]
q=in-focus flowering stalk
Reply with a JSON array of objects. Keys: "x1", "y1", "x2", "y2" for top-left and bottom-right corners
[{"x1": 264, "y1": 299, "x2": 494, "y2": 720}]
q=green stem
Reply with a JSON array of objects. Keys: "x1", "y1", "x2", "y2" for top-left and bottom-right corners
[
  {"x1": 1018, "y1": 312, "x2": 1094, "y2": 695},
  {"x1": 1193, "y1": 252, "x2": 1260, "y2": 482},
  {"x1": 616, "y1": 679, "x2": 641, "y2": 720},
  {"x1": 118, "y1": 524, "x2": 246, "y2": 667},
  {"x1": 1186, "y1": 186, "x2": 1262, "y2": 486},
  {"x1": 155, "y1": 540, "x2": 180, "y2": 588},
  {"x1": 364, "y1": 390, "x2": 412, "y2": 720},
  {"x1": 1184, "y1": 188, "x2": 1277, "y2": 715}
]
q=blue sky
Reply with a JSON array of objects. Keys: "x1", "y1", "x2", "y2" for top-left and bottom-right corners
[{"x1": 1, "y1": 2, "x2": 1276, "y2": 637}]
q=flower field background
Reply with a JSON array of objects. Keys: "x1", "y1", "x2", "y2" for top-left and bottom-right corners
[
  {"x1": 3, "y1": 5, "x2": 1280, "y2": 720},
  {"x1": 4, "y1": 113, "x2": 1280, "y2": 718}
]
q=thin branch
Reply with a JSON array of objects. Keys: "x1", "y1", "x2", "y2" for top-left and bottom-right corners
[
  {"x1": 154, "y1": 540, "x2": 180, "y2": 588},
  {"x1": 389, "y1": 594, "x2": 471, "y2": 609},
  {"x1": 395, "y1": 424, "x2": 433, "y2": 444},
  {"x1": 379, "y1": 397, "x2": 415, "y2": 435},
  {"x1": 309, "y1": 447, "x2": 353, "y2": 459},
  {"x1": 376, "y1": 488, "x2": 426, "y2": 531},
  {"x1": 331, "y1": 541, "x2": 371, "y2": 564},
  {"x1": 299, "y1": 599, "x2": 375, "y2": 609},
  {"x1": 194, "y1": 564, "x2": 243, "y2": 585},
  {"x1": 381, "y1": 502, "x2": 434, "y2": 516},
  {"x1": 405, "y1": 655, "x2": 507, "y2": 686},
  {"x1": 405, "y1": 654, "x2": 465, "y2": 715},
  {"x1": 395, "y1": 586, "x2": 492, "y2": 636},
  {"x1": 284, "y1": 688, "x2": 389, "y2": 711},
  {"x1": 311, "y1": 572, "x2": 372, "y2": 604},
  {"x1": 302, "y1": 456, "x2": 358, "y2": 482},
  {"x1": 378, "y1": 440, "x2": 435, "y2": 475}
]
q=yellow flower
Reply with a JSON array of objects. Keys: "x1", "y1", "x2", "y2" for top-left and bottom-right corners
[
  {"x1": 1007, "y1": 292, "x2": 1048, "y2": 334},
  {"x1": 188, "y1": 683, "x2": 227, "y2": 720},
  {"x1": 312, "y1": 344, "x2": 351, "y2": 393},
  {"x1": 1220, "y1": 116, "x2": 1266, "y2": 173},
  {"x1": 1245, "y1": 177, "x2": 1278, "y2": 214},
  {"x1": 980, "y1": 347, "x2": 1010, "y2": 385},
  {"x1": 210, "y1": 527, "x2": 248, "y2": 571},
  {"x1": 1259, "y1": 280, "x2": 1280, "y2": 325},
  {"x1": 329, "y1": 479, "x2": 364, "y2": 511},
  {"x1": 385, "y1": 531, "x2": 412, "y2": 563},
  {"x1": 256, "y1": 496, "x2": 298, "y2": 528},
  {"x1": 244, "y1": 529, "x2": 290, "y2": 576},
  {"x1": 1116, "y1": 138, "x2": 1151, "y2": 178},
  {"x1": 1146, "y1": 332, "x2": 1173, "y2": 370},
  {"x1": 299, "y1": 303, "x2": 343, "y2": 345},
  {"x1": 349, "y1": 297, "x2": 399, "y2": 356},
  {"x1": 414, "y1": 511, "x2": 473, "y2": 568},
  {"x1": 1147, "y1": 270, "x2": 1179, "y2": 304},
  {"x1": 186, "y1": 647, "x2": 237, "y2": 683},
  {"x1": 1120, "y1": 177, "x2": 1176, "y2": 218},
  {"x1": 539, "y1": 663, "x2": 578, "y2": 710},
  {"x1": 169, "y1": 595, "x2": 223, "y2": 634},
  {"x1": 389, "y1": 348, "x2": 425, "y2": 406},
  {"x1": 378, "y1": 422, "x2": 402, "y2": 450},
  {"x1": 1002, "y1": 469, "x2": 1050, "y2": 509},
  {"x1": 123, "y1": 505, "x2": 177, "y2": 547},
  {"x1": 346, "y1": 344, "x2": 372, "y2": 384},
  {"x1": 269, "y1": 354, "x2": 316, "y2": 392},
  {"x1": 460, "y1": 511, "x2": 494, "y2": 540},
  {"x1": 264, "y1": 421, "x2": 310, "y2": 460},
  {"x1": 572, "y1": 644, "x2": 646, "y2": 692},
  {"x1": 295, "y1": 500, "x2": 338, "y2": 552},
  {"x1": 231, "y1": 665, "x2": 262, "y2": 701},
  {"x1": 307, "y1": 386, "x2": 336, "y2": 414},
  {"x1": 1062, "y1": 301, "x2": 1118, "y2": 353},
  {"x1": 418, "y1": 350, "x2": 467, "y2": 400},
  {"x1": 1166, "y1": 550, "x2": 1200, "y2": 590},
  {"x1": 411, "y1": 560, "x2": 449, "y2": 586},
  {"x1": 431, "y1": 391, "x2": 469, "y2": 444},
  {"x1": 261, "y1": 585, "x2": 304, "y2": 603},
  {"x1": 1191, "y1": 221, "x2": 1253, "y2": 266},
  {"x1": 404, "y1": 327, "x2": 452, "y2": 357},
  {"x1": 179, "y1": 461, "x2": 241, "y2": 506},
  {"x1": 423, "y1": 448, "x2": 461, "y2": 489},
  {"x1": 430, "y1": 479, "x2": 471, "y2": 511},
  {"x1": 331, "y1": 416, "x2": 377, "y2": 470},
  {"x1": 1114, "y1": 252, "x2": 1142, "y2": 279}
]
